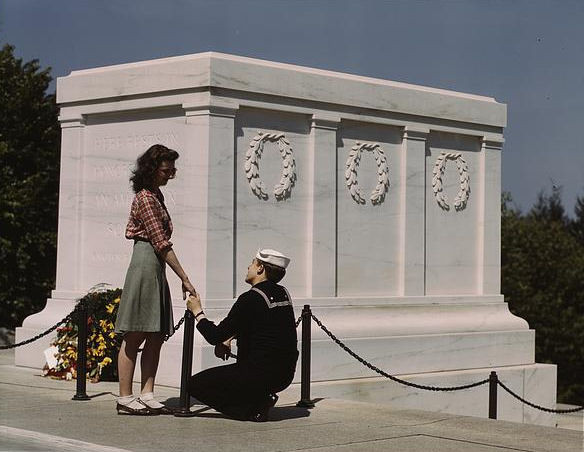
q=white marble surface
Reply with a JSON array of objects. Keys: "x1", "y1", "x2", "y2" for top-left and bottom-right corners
[
  {"x1": 425, "y1": 132, "x2": 482, "y2": 295},
  {"x1": 235, "y1": 108, "x2": 311, "y2": 297},
  {"x1": 309, "y1": 364, "x2": 557, "y2": 426},
  {"x1": 79, "y1": 113, "x2": 185, "y2": 292},
  {"x1": 306, "y1": 115, "x2": 339, "y2": 297},
  {"x1": 336, "y1": 121, "x2": 402, "y2": 296},
  {"x1": 57, "y1": 53, "x2": 506, "y2": 127},
  {"x1": 308, "y1": 330, "x2": 534, "y2": 380},
  {"x1": 15, "y1": 52, "x2": 559, "y2": 426}
]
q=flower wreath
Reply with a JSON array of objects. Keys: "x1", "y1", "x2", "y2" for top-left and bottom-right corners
[
  {"x1": 43, "y1": 288, "x2": 122, "y2": 382},
  {"x1": 345, "y1": 141, "x2": 390, "y2": 205},
  {"x1": 245, "y1": 131, "x2": 297, "y2": 201},
  {"x1": 431, "y1": 151, "x2": 470, "y2": 211}
]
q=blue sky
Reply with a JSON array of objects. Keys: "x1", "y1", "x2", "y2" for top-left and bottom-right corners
[{"x1": 2, "y1": 0, "x2": 583, "y2": 214}]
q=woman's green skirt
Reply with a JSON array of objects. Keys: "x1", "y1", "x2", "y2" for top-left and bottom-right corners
[{"x1": 115, "y1": 241, "x2": 175, "y2": 336}]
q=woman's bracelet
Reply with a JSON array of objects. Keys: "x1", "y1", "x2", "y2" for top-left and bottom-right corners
[{"x1": 194, "y1": 311, "x2": 205, "y2": 320}]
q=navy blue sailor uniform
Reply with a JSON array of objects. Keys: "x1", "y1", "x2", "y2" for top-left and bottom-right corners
[{"x1": 189, "y1": 280, "x2": 298, "y2": 420}]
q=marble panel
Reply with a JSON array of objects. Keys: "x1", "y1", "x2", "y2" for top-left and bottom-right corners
[
  {"x1": 79, "y1": 111, "x2": 186, "y2": 297},
  {"x1": 306, "y1": 364, "x2": 556, "y2": 426},
  {"x1": 425, "y1": 132, "x2": 482, "y2": 295},
  {"x1": 234, "y1": 107, "x2": 311, "y2": 297},
  {"x1": 307, "y1": 330, "x2": 534, "y2": 381},
  {"x1": 308, "y1": 302, "x2": 529, "y2": 338},
  {"x1": 14, "y1": 297, "x2": 78, "y2": 368},
  {"x1": 336, "y1": 121, "x2": 402, "y2": 296},
  {"x1": 523, "y1": 364, "x2": 557, "y2": 426}
]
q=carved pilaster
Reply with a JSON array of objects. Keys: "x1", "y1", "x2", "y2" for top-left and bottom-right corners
[
  {"x1": 55, "y1": 114, "x2": 86, "y2": 292},
  {"x1": 182, "y1": 97, "x2": 239, "y2": 298},
  {"x1": 401, "y1": 127, "x2": 429, "y2": 296},
  {"x1": 479, "y1": 136, "x2": 503, "y2": 295},
  {"x1": 308, "y1": 114, "x2": 341, "y2": 297}
]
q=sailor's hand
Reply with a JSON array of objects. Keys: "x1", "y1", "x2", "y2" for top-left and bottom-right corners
[
  {"x1": 186, "y1": 293, "x2": 202, "y2": 314},
  {"x1": 214, "y1": 342, "x2": 231, "y2": 361}
]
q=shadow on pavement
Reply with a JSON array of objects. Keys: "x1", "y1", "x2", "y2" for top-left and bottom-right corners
[{"x1": 161, "y1": 396, "x2": 312, "y2": 421}]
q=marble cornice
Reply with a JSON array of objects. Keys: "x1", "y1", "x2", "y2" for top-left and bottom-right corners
[
  {"x1": 481, "y1": 137, "x2": 504, "y2": 150},
  {"x1": 402, "y1": 127, "x2": 429, "y2": 141},
  {"x1": 57, "y1": 52, "x2": 506, "y2": 128},
  {"x1": 311, "y1": 114, "x2": 341, "y2": 130},
  {"x1": 58, "y1": 115, "x2": 86, "y2": 128},
  {"x1": 183, "y1": 93, "x2": 239, "y2": 118}
]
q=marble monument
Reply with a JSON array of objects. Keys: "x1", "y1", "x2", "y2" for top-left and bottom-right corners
[{"x1": 15, "y1": 52, "x2": 556, "y2": 425}]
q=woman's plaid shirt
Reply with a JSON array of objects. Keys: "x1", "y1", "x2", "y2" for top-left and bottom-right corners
[{"x1": 125, "y1": 188, "x2": 173, "y2": 254}]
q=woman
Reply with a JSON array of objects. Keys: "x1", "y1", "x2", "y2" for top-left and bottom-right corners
[{"x1": 115, "y1": 144, "x2": 196, "y2": 415}]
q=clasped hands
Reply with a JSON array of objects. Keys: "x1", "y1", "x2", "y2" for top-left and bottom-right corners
[
  {"x1": 186, "y1": 292, "x2": 233, "y2": 361},
  {"x1": 181, "y1": 278, "x2": 197, "y2": 300}
]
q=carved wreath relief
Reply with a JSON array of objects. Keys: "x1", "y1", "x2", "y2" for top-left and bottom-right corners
[
  {"x1": 245, "y1": 131, "x2": 297, "y2": 201},
  {"x1": 345, "y1": 141, "x2": 390, "y2": 205},
  {"x1": 432, "y1": 152, "x2": 470, "y2": 211}
]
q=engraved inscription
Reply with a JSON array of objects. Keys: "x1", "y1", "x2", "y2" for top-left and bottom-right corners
[
  {"x1": 91, "y1": 251, "x2": 131, "y2": 263},
  {"x1": 93, "y1": 163, "x2": 132, "y2": 180},
  {"x1": 94, "y1": 131, "x2": 180, "y2": 153},
  {"x1": 95, "y1": 192, "x2": 134, "y2": 211}
]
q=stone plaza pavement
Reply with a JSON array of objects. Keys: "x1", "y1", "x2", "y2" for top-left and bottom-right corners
[{"x1": 0, "y1": 350, "x2": 581, "y2": 452}]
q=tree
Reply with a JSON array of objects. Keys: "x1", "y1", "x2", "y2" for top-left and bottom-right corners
[
  {"x1": 501, "y1": 191, "x2": 584, "y2": 404},
  {"x1": 529, "y1": 186, "x2": 567, "y2": 224},
  {"x1": 0, "y1": 44, "x2": 60, "y2": 329},
  {"x1": 569, "y1": 194, "x2": 584, "y2": 244}
]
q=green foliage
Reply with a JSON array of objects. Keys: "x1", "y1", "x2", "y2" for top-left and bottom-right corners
[
  {"x1": 0, "y1": 44, "x2": 60, "y2": 329},
  {"x1": 502, "y1": 189, "x2": 584, "y2": 404}
]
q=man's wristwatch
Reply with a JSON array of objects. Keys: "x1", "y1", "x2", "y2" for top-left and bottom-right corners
[{"x1": 194, "y1": 311, "x2": 205, "y2": 320}]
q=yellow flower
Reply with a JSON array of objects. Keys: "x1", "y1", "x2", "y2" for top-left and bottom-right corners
[
  {"x1": 99, "y1": 357, "x2": 112, "y2": 367},
  {"x1": 113, "y1": 297, "x2": 121, "y2": 304},
  {"x1": 109, "y1": 332, "x2": 116, "y2": 339},
  {"x1": 105, "y1": 304, "x2": 115, "y2": 314},
  {"x1": 99, "y1": 319, "x2": 108, "y2": 329}
]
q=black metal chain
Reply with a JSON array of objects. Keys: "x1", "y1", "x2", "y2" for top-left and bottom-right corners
[
  {"x1": 1, "y1": 303, "x2": 186, "y2": 351},
  {"x1": 310, "y1": 312, "x2": 489, "y2": 392},
  {"x1": 497, "y1": 379, "x2": 584, "y2": 414},
  {"x1": 0, "y1": 303, "x2": 84, "y2": 350},
  {"x1": 295, "y1": 314, "x2": 302, "y2": 328},
  {"x1": 164, "y1": 314, "x2": 186, "y2": 341}
]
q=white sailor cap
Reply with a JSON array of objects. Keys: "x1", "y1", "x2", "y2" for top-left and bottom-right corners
[{"x1": 256, "y1": 248, "x2": 291, "y2": 269}]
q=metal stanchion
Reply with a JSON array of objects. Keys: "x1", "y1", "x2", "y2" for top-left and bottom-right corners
[
  {"x1": 296, "y1": 305, "x2": 315, "y2": 408},
  {"x1": 72, "y1": 303, "x2": 90, "y2": 401},
  {"x1": 174, "y1": 310, "x2": 197, "y2": 417},
  {"x1": 488, "y1": 371, "x2": 498, "y2": 419}
]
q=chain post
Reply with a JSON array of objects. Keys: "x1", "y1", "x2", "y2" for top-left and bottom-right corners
[
  {"x1": 174, "y1": 310, "x2": 197, "y2": 417},
  {"x1": 296, "y1": 305, "x2": 315, "y2": 408},
  {"x1": 72, "y1": 303, "x2": 90, "y2": 401},
  {"x1": 488, "y1": 371, "x2": 498, "y2": 419}
]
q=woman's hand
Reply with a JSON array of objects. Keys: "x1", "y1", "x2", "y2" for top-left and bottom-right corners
[
  {"x1": 160, "y1": 248, "x2": 196, "y2": 299},
  {"x1": 186, "y1": 293, "x2": 203, "y2": 316},
  {"x1": 182, "y1": 278, "x2": 197, "y2": 300}
]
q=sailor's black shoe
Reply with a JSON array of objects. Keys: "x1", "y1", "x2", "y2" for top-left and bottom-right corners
[{"x1": 250, "y1": 393, "x2": 279, "y2": 422}]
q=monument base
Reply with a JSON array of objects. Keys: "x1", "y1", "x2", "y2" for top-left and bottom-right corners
[
  {"x1": 304, "y1": 364, "x2": 557, "y2": 427},
  {"x1": 15, "y1": 295, "x2": 556, "y2": 426}
]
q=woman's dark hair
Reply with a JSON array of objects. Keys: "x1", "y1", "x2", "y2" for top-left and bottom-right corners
[
  {"x1": 258, "y1": 260, "x2": 286, "y2": 283},
  {"x1": 130, "y1": 144, "x2": 179, "y2": 193}
]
